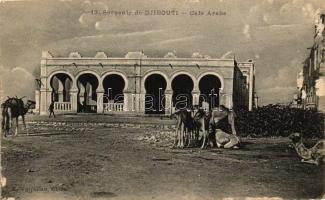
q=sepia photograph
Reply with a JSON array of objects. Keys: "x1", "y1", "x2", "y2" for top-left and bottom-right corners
[{"x1": 0, "y1": 0, "x2": 325, "y2": 199}]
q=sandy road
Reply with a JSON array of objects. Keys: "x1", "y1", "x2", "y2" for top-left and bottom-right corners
[{"x1": 1, "y1": 126, "x2": 324, "y2": 199}]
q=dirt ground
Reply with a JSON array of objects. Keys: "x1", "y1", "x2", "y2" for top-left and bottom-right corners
[{"x1": 1, "y1": 123, "x2": 324, "y2": 200}]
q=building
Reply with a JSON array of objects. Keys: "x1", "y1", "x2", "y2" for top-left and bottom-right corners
[
  {"x1": 295, "y1": 11, "x2": 325, "y2": 112},
  {"x1": 35, "y1": 51, "x2": 255, "y2": 116}
]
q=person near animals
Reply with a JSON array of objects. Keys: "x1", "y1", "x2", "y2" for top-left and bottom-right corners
[{"x1": 49, "y1": 101, "x2": 55, "y2": 118}]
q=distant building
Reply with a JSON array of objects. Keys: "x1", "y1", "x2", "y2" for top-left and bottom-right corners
[
  {"x1": 35, "y1": 51, "x2": 255, "y2": 115},
  {"x1": 295, "y1": 11, "x2": 325, "y2": 112}
]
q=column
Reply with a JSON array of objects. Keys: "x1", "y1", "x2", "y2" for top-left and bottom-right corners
[
  {"x1": 35, "y1": 90, "x2": 40, "y2": 113},
  {"x1": 46, "y1": 89, "x2": 52, "y2": 110},
  {"x1": 139, "y1": 92, "x2": 146, "y2": 113},
  {"x1": 192, "y1": 89, "x2": 200, "y2": 107},
  {"x1": 123, "y1": 91, "x2": 134, "y2": 112},
  {"x1": 220, "y1": 93, "x2": 233, "y2": 110},
  {"x1": 164, "y1": 89, "x2": 172, "y2": 115},
  {"x1": 57, "y1": 80, "x2": 64, "y2": 102},
  {"x1": 58, "y1": 90, "x2": 63, "y2": 102},
  {"x1": 228, "y1": 94, "x2": 233, "y2": 110},
  {"x1": 97, "y1": 88, "x2": 104, "y2": 114},
  {"x1": 70, "y1": 87, "x2": 78, "y2": 112},
  {"x1": 39, "y1": 88, "x2": 47, "y2": 115}
]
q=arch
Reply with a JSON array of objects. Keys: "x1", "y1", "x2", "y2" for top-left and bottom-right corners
[
  {"x1": 101, "y1": 71, "x2": 128, "y2": 91},
  {"x1": 102, "y1": 74, "x2": 126, "y2": 104},
  {"x1": 76, "y1": 72, "x2": 100, "y2": 113},
  {"x1": 47, "y1": 70, "x2": 75, "y2": 89},
  {"x1": 171, "y1": 73, "x2": 194, "y2": 109},
  {"x1": 142, "y1": 71, "x2": 170, "y2": 92},
  {"x1": 144, "y1": 73, "x2": 167, "y2": 114},
  {"x1": 198, "y1": 73, "x2": 222, "y2": 111},
  {"x1": 48, "y1": 71, "x2": 74, "y2": 102},
  {"x1": 170, "y1": 71, "x2": 197, "y2": 90},
  {"x1": 75, "y1": 70, "x2": 101, "y2": 89},
  {"x1": 197, "y1": 71, "x2": 224, "y2": 90}
]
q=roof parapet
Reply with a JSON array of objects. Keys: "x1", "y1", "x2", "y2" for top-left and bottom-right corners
[
  {"x1": 164, "y1": 52, "x2": 177, "y2": 58},
  {"x1": 125, "y1": 51, "x2": 148, "y2": 59},
  {"x1": 95, "y1": 52, "x2": 108, "y2": 58},
  {"x1": 69, "y1": 52, "x2": 82, "y2": 58}
]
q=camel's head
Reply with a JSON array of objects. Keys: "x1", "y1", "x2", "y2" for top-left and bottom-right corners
[
  {"x1": 26, "y1": 100, "x2": 36, "y2": 109},
  {"x1": 289, "y1": 132, "x2": 302, "y2": 143},
  {"x1": 170, "y1": 110, "x2": 187, "y2": 120},
  {"x1": 194, "y1": 109, "x2": 207, "y2": 120}
]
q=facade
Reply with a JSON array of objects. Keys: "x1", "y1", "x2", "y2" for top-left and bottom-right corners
[
  {"x1": 295, "y1": 11, "x2": 325, "y2": 112},
  {"x1": 35, "y1": 51, "x2": 255, "y2": 116}
]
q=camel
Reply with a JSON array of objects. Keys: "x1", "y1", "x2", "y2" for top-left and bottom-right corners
[
  {"x1": 171, "y1": 105, "x2": 239, "y2": 149},
  {"x1": 170, "y1": 110, "x2": 185, "y2": 148},
  {"x1": 215, "y1": 129, "x2": 240, "y2": 149},
  {"x1": 289, "y1": 133, "x2": 325, "y2": 165},
  {"x1": 192, "y1": 108, "x2": 209, "y2": 149},
  {"x1": 201, "y1": 105, "x2": 239, "y2": 149},
  {"x1": 171, "y1": 109, "x2": 196, "y2": 148},
  {"x1": 1, "y1": 96, "x2": 36, "y2": 137}
]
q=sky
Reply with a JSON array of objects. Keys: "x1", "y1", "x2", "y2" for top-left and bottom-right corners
[{"x1": 0, "y1": 0, "x2": 324, "y2": 105}]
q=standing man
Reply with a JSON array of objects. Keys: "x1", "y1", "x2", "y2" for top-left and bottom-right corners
[{"x1": 49, "y1": 101, "x2": 55, "y2": 118}]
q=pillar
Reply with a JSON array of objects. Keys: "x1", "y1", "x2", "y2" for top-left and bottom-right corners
[
  {"x1": 35, "y1": 90, "x2": 40, "y2": 114},
  {"x1": 58, "y1": 90, "x2": 63, "y2": 102},
  {"x1": 39, "y1": 89, "x2": 47, "y2": 115},
  {"x1": 228, "y1": 94, "x2": 233, "y2": 110},
  {"x1": 123, "y1": 91, "x2": 135, "y2": 112},
  {"x1": 192, "y1": 89, "x2": 200, "y2": 107},
  {"x1": 46, "y1": 89, "x2": 52, "y2": 110},
  {"x1": 70, "y1": 88, "x2": 78, "y2": 112},
  {"x1": 40, "y1": 88, "x2": 51, "y2": 115},
  {"x1": 97, "y1": 88, "x2": 104, "y2": 114},
  {"x1": 139, "y1": 92, "x2": 146, "y2": 113},
  {"x1": 164, "y1": 90, "x2": 172, "y2": 115},
  {"x1": 133, "y1": 93, "x2": 141, "y2": 113},
  {"x1": 220, "y1": 93, "x2": 233, "y2": 110}
]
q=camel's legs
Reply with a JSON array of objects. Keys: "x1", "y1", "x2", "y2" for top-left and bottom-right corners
[
  {"x1": 190, "y1": 129, "x2": 194, "y2": 147},
  {"x1": 186, "y1": 129, "x2": 191, "y2": 148},
  {"x1": 178, "y1": 129, "x2": 181, "y2": 148},
  {"x1": 8, "y1": 108, "x2": 12, "y2": 130},
  {"x1": 14, "y1": 117, "x2": 18, "y2": 136},
  {"x1": 201, "y1": 131, "x2": 207, "y2": 149},
  {"x1": 224, "y1": 136, "x2": 239, "y2": 149},
  {"x1": 182, "y1": 127, "x2": 185, "y2": 148},
  {"x1": 314, "y1": 155, "x2": 324, "y2": 166},
  {"x1": 174, "y1": 128, "x2": 179, "y2": 148},
  {"x1": 189, "y1": 129, "x2": 196, "y2": 147},
  {"x1": 3, "y1": 114, "x2": 8, "y2": 137},
  {"x1": 183, "y1": 127, "x2": 188, "y2": 147},
  {"x1": 301, "y1": 159, "x2": 319, "y2": 165},
  {"x1": 22, "y1": 115, "x2": 28, "y2": 135},
  {"x1": 199, "y1": 121, "x2": 206, "y2": 148},
  {"x1": 180, "y1": 123, "x2": 184, "y2": 148},
  {"x1": 173, "y1": 129, "x2": 177, "y2": 147},
  {"x1": 193, "y1": 128, "x2": 197, "y2": 146},
  {"x1": 176, "y1": 127, "x2": 181, "y2": 148}
]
